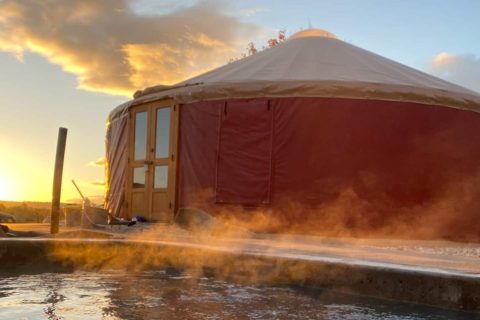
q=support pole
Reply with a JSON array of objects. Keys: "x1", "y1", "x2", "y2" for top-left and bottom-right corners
[{"x1": 50, "y1": 127, "x2": 68, "y2": 234}]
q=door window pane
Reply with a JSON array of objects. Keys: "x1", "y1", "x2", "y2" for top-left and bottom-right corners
[
  {"x1": 133, "y1": 167, "x2": 146, "y2": 188},
  {"x1": 155, "y1": 108, "x2": 171, "y2": 159},
  {"x1": 134, "y1": 112, "x2": 148, "y2": 160},
  {"x1": 154, "y1": 165, "x2": 168, "y2": 189}
]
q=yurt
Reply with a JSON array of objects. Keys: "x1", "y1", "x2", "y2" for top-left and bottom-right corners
[{"x1": 105, "y1": 29, "x2": 480, "y2": 238}]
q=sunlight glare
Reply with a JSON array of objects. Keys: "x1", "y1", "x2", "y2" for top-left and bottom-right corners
[{"x1": 0, "y1": 176, "x2": 10, "y2": 201}]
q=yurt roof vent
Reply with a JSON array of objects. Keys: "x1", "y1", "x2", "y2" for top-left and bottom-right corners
[{"x1": 289, "y1": 28, "x2": 337, "y2": 40}]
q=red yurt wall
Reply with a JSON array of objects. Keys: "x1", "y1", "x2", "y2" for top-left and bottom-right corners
[{"x1": 178, "y1": 98, "x2": 480, "y2": 239}]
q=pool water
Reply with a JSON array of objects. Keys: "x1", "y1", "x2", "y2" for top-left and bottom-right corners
[{"x1": 0, "y1": 270, "x2": 477, "y2": 320}]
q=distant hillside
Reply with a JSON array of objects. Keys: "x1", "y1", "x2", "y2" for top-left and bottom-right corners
[
  {"x1": 0, "y1": 200, "x2": 79, "y2": 223},
  {"x1": 0, "y1": 200, "x2": 53, "y2": 209},
  {"x1": 0, "y1": 197, "x2": 108, "y2": 222}
]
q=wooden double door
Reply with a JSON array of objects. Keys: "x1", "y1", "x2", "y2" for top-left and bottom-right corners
[{"x1": 127, "y1": 100, "x2": 178, "y2": 221}]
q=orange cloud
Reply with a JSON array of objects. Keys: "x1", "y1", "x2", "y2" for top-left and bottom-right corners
[
  {"x1": 91, "y1": 180, "x2": 105, "y2": 187},
  {"x1": 88, "y1": 157, "x2": 106, "y2": 167},
  {"x1": 0, "y1": 0, "x2": 261, "y2": 97},
  {"x1": 432, "y1": 52, "x2": 456, "y2": 66}
]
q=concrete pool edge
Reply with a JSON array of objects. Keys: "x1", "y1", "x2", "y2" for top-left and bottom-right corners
[{"x1": 1, "y1": 238, "x2": 479, "y2": 313}]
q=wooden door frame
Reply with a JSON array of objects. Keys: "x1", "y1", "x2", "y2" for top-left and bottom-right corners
[
  {"x1": 126, "y1": 105, "x2": 149, "y2": 219},
  {"x1": 148, "y1": 100, "x2": 179, "y2": 221},
  {"x1": 125, "y1": 99, "x2": 179, "y2": 222}
]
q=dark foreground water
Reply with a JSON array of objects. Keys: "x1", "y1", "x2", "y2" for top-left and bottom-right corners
[{"x1": 0, "y1": 270, "x2": 477, "y2": 320}]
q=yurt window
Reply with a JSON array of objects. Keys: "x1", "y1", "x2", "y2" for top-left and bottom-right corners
[{"x1": 216, "y1": 100, "x2": 273, "y2": 205}]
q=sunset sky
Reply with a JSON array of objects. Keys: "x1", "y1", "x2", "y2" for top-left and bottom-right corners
[{"x1": 0, "y1": 0, "x2": 479, "y2": 203}]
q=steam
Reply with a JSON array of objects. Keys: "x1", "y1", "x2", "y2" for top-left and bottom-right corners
[
  {"x1": 207, "y1": 169, "x2": 480, "y2": 242},
  {"x1": 48, "y1": 240, "x2": 324, "y2": 287},
  {"x1": 0, "y1": 0, "x2": 262, "y2": 96}
]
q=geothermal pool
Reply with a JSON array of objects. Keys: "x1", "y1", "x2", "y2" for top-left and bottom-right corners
[{"x1": 0, "y1": 269, "x2": 476, "y2": 320}]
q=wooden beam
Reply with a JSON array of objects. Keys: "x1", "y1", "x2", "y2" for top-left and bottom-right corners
[{"x1": 50, "y1": 127, "x2": 68, "y2": 234}]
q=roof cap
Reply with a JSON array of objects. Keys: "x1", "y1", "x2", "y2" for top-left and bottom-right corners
[{"x1": 289, "y1": 28, "x2": 337, "y2": 40}]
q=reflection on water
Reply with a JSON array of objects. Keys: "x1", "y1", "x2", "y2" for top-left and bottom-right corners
[{"x1": 0, "y1": 270, "x2": 477, "y2": 320}]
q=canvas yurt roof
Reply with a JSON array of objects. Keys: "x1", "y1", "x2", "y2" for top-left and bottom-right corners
[{"x1": 110, "y1": 29, "x2": 480, "y2": 119}]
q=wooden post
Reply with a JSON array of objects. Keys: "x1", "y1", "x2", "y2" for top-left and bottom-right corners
[{"x1": 50, "y1": 127, "x2": 68, "y2": 234}]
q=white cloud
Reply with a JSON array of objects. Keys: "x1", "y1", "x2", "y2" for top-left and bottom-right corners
[
  {"x1": 429, "y1": 52, "x2": 480, "y2": 93},
  {"x1": 239, "y1": 7, "x2": 269, "y2": 17}
]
